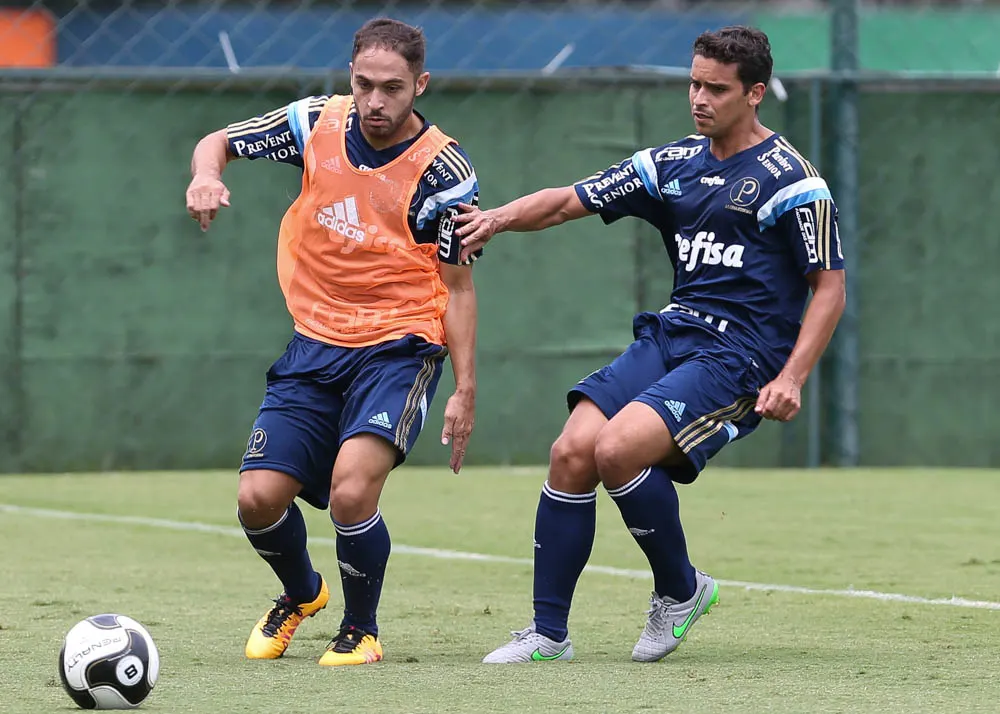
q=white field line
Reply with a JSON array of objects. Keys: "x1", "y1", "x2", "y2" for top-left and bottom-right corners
[{"x1": 3, "y1": 503, "x2": 999, "y2": 611}]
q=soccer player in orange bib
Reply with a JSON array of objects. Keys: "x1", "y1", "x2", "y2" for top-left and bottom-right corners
[{"x1": 185, "y1": 18, "x2": 480, "y2": 667}]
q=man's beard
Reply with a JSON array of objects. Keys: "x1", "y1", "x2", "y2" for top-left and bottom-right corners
[{"x1": 361, "y1": 98, "x2": 414, "y2": 138}]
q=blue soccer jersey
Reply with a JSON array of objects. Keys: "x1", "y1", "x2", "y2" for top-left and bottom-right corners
[
  {"x1": 226, "y1": 95, "x2": 480, "y2": 265},
  {"x1": 574, "y1": 133, "x2": 844, "y2": 376}
]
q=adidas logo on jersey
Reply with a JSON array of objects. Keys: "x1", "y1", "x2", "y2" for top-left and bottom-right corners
[
  {"x1": 664, "y1": 400, "x2": 687, "y2": 422},
  {"x1": 661, "y1": 179, "x2": 682, "y2": 196},
  {"x1": 368, "y1": 411, "x2": 393, "y2": 429},
  {"x1": 674, "y1": 231, "x2": 745, "y2": 272},
  {"x1": 317, "y1": 196, "x2": 375, "y2": 242}
]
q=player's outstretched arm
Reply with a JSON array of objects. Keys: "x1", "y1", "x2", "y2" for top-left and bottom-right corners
[
  {"x1": 186, "y1": 128, "x2": 235, "y2": 232},
  {"x1": 454, "y1": 186, "x2": 590, "y2": 262},
  {"x1": 756, "y1": 269, "x2": 846, "y2": 422},
  {"x1": 438, "y1": 262, "x2": 478, "y2": 474}
]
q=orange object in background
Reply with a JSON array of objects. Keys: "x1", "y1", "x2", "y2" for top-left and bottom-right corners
[{"x1": 0, "y1": 8, "x2": 56, "y2": 67}]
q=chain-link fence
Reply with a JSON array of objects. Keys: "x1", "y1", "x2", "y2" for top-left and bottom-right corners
[
  {"x1": 2, "y1": 1, "x2": 999, "y2": 472},
  {"x1": 6, "y1": 0, "x2": 1000, "y2": 74}
]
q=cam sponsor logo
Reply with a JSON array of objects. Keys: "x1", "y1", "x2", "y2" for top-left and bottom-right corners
[
  {"x1": 794, "y1": 206, "x2": 819, "y2": 263},
  {"x1": 317, "y1": 115, "x2": 341, "y2": 133},
  {"x1": 438, "y1": 206, "x2": 457, "y2": 260},
  {"x1": 654, "y1": 144, "x2": 704, "y2": 162},
  {"x1": 305, "y1": 302, "x2": 402, "y2": 335},
  {"x1": 700, "y1": 176, "x2": 725, "y2": 187}
]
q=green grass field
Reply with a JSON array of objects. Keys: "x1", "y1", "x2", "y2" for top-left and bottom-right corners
[{"x1": 2, "y1": 468, "x2": 999, "y2": 714}]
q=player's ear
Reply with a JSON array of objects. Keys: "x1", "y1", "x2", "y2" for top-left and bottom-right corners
[
  {"x1": 415, "y1": 71, "x2": 430, "y2": 96},
  {"x1": 748, "y1": 81, "x2": 766, "y2": 108}
]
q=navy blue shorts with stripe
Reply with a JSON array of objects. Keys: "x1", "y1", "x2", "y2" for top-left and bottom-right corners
[
  {"x1": 240, "y1": 332, "x2": 447, "y2": 509},
  {"x1": 570, "y1": 311, "x2": 765, "y2": 483}
]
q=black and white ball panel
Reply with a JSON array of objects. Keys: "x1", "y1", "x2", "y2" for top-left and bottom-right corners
[{"x1": 58, "y1": 614, "x2": 159, "y2": 710}]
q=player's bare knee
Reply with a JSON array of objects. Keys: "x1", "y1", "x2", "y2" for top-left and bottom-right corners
[
  {"x1": 328, "y1": 478, "x2": 378, "y2": 525},
  {"x1": 548, "y1": 434, "x2": 598, "y2": 493},
  {"x1": 237, "y1": 471, "x2": 294, "y2": 528},
  {"x1": 593, "y1": 431, "x2": 639, "y2": 489}
]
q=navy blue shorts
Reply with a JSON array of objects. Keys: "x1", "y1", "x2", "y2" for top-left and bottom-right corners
[
  {"x1": 570, "y1": 311, "x2": 765, "y2": 483},
  {"x1": 240, "y1": 332, "x2": 447, "y2": 509}
]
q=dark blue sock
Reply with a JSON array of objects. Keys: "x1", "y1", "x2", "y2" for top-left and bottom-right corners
[
  {"x1": 332, "y1": 509, "x2": 390, "y2": 636},
  {"x1": 532, "y1": 482, "x2": 597, "y2": 642},
  {"x1": 606, "y1": 466, "x2": 696, "y2": 602},
  {"x1": 240, "y1": 501, "x2": 321, "y2": 604}
]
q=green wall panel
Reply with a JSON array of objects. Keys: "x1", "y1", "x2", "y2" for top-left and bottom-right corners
[
  {"x1": 757, "y1": 10, "x2": 1000, "y2": 72},
  {"x1": 15, "y1": 91, "x2": 301, "y2": 470},
  {"x1": 855, "y1": 91, "x2": 1000, "y2": 466},
  {"x1": 0, "y1": 95, "x2": 19, "y2": 466}
]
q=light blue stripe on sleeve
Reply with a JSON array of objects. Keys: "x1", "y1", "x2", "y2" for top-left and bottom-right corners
[
  {"x1": 758, "y1": 189, "x2": 832, "y2": 229},
  {"x1": 757, "y1": 177, "x2": 832, "y2": 229},
  {"x1": 286, "y1": 98, "x2": 312, "y2": 155},
  {"x1": 415, "y1": 173, "x2": 478, "y2": 229},
  {"x1": 630, "y1": 149, "x2": 661, "y2": 200}
]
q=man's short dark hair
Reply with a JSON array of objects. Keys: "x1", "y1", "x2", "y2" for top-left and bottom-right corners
[
  {"x1": 353, "y1": 18, "x2": 426, "y2": 75},
  {"x1": 692, "y1": 26, "x2": 773, "y2": 92}
]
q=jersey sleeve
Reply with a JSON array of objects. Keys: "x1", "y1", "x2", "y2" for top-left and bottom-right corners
[
  {"x1": 573, "y1": 154, "x2": 667, "y2": 228},
  {"x1": 411, "y1": 142, "x2": 480, "y2": 265},
  {"x1": 758, "y1": 176, "x2": 844, "y2": 273},
  {"x1": 225, "y1": 95, "x2": 330, "y2": 168}
]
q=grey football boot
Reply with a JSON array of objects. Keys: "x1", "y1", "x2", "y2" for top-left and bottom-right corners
[
  {"x1": 482, "y1": 623, "x2": 574, "y2": 664},
  {"x1": 632, "y1": 569, "x2": 719, "y2": 662}
]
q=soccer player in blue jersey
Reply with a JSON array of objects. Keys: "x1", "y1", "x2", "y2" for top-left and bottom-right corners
[
  {"x1": 185, "y1": 18, "x2": 481, "y2": 666},
  {"x1": 455, "y1": 26, "x2": 846, "y2": 663}
]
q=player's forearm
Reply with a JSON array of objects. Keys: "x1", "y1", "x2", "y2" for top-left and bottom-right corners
[
  {"x1": 190, "y1": 129, "x2": 231, "y2": 179},
  {"x1": 492, "y1": 187, "x2": 588, "y2": 233},
  {"x1": 780, "y1": 277, "x2": 846, "y2": 385},
  {"x1": 442, "y1": 283, "x2": 478, "y2": 395}
]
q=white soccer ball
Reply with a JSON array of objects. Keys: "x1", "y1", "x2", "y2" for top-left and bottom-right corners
[{"x1": 58, "y1": 614, "x2": 159, "y2": 710}]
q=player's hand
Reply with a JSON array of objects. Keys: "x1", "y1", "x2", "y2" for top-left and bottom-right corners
[
  {"x1": 755, "y1": 373, "x2": 802, "y2": 422},
  {"x1": 454, "y1": 204, "x2": 499, "y2": 263},
  {"x1": 185, "y1": 174, "x2": 231, "y2": 232},
  {"x1": 441, "y1": 389, "x2": 475, "y2": 474}
]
